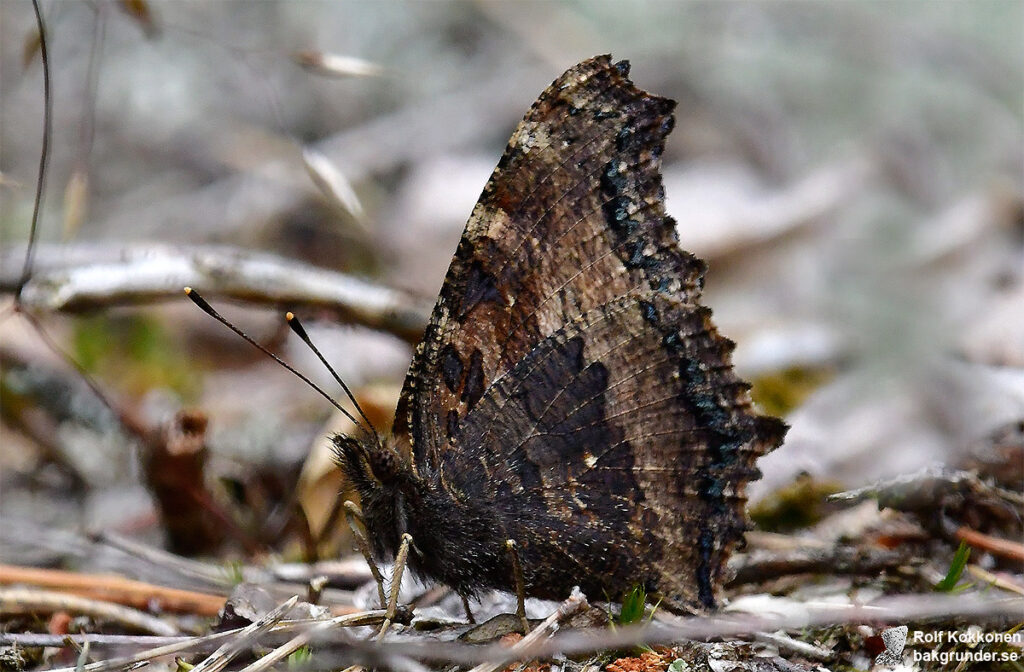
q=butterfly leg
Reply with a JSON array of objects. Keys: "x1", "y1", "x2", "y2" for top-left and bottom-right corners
[
  {"x1": 343, "y1": 500, "x2": 387, "y2": 609},
  {"x1": 504, "y1": 539, "x2": 530, "y2": 634},
  {"x1": 460, "y1": 593, "x2": 476, "y2": 624},
  {"x1": 376, "y1": 532, "x2": 413, "y2": 640}
]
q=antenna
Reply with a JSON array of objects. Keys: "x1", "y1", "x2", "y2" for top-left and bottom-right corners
[
  {"x1": 183, "y1": 288, "x2": 372, "y2": 435},
  {"x1": 285, "y1": 312, "x2": 380, "y2": 444}
]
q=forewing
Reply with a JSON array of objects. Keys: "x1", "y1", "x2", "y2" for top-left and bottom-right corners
[{"x1": 396, "y1": 55, "x2": 686, "y2": 466}]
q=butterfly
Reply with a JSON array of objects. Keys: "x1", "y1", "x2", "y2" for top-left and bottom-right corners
[{"x1": 334, "y1": 55, "x2": 787, "y2": 614}]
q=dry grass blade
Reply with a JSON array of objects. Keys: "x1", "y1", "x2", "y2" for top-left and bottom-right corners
[
  {"x1": 41, "y1": 628, "x2": 252, "y2": 672},
  {"x1": 30, "y1": 611, "x2": 389, "y2": 672},
  {"x1": 302, "y1": 146, "x2": 368, "y2": 226},
  {"x1": 966, "y1": 565, "x2": 1024, "y2": 596},
  {"x1": 190, "y1": 595, "x2": 298, "y2": 672},
  {"x1": 467, "y1": 590, "x2": 589, "y2": 672},
  {"x1": 293, "y1": 50, "x2": 385, "y2": 78},
  {"x1": 235, "y1": 616, "x2": 345, "y2": 672},
  {"x1": 94, "y1": 530, "x2": 253, "y2": 589},
  {"x1": 61, "y1": 167, "x2": 89, "y2": 240}
]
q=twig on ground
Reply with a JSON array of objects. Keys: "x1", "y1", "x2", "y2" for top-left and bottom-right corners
[
  {"x1": 288, "y1": 592, "x2": 1024, "y2": 669},
  {"x1": 94, "y1": 531, "x2": 248, "y2": 589},
  {"x1": 956, "y1": 526, "x2": 1024, "y2": 562},
  {"x1": 2, "y1": 243, "x2": 430, "y2": 343},
  {"x1": 728, "y1": 546, "x2": 911, "y2": 586},
  {"x1": 392, "y1": 593, "x2": 1024, "y2": 666},
  {"x1": 830, "y1": 466, "x2": 1024, "y2": 510},
  {"x1": 19, "y1": 592, "x2": 1023, "y2": 671},
  {"x1": 189, "y1": 595, "x2": 298, "y2": 672},
  {"x1": 0, "y1": 563, "x2": 226, "y2": 616},
  {"x1": 94, "y1": 533, "x2": 360, "y2": 611},
  {"x1": 234, "y1": 613, "x2": 367, "y2": 672},
  {"x1": 467, "y1": 590, "x2": 589, "y2": 672},
  {"x1": 0, "y1": 634, "x2": 189, "y2": 648},
  {"x1": 270, "y1": 558, "x2": 373, "y2": 590},
  {"x1": 29, "y1": 609, "x2": 390, "y2": 672},
  {"x1": 751, "y1": 631, "x2": 832, "y2": 661},
  {"x1": 0, "y1": 587, "x2": 179, "y2": 636},
  {"x1": 966, "y1": 565, "x2": 1024, "y2": 596}
]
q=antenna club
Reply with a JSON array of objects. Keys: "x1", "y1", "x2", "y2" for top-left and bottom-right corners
[
  {"x1": 286, "y1": 312, "x2": 296, "y2": 321},
  {"x1": 184, "y1": 286, "x2": 193, "y2": 294}
]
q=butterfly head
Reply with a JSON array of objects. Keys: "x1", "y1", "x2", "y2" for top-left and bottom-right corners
[
  {"x1": 332, "y1": 432, "x2": 413, "y2": 491},
  {"x1": 331, "y1": 432, "x2": 421, "y2": 557}
]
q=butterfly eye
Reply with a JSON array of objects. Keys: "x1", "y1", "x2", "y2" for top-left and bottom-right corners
[{"x1": 367, "y1": 445, "x2": 402, "y2": 482}]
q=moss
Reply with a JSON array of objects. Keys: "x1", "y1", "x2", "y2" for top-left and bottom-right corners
[
  {"x1": 72, "y1": 312, "x2": 201, "y2": 400},
  {"x1": 750, "y1": 365, "x2": 834, "y2": 418},
  {"x1": 749, "y1": 473, "x2": 845, "y2": 532}
]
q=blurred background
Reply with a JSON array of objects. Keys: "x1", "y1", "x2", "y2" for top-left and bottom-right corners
[{"x1": 1, "y1": 1, "x2": 1021, "y2": 569}]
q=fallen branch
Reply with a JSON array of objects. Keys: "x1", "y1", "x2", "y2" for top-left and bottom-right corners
[
  {"x1": 1, "y1": 243, "x2": 430, "y2": 343},
  {"x1": 728, "y1": 546, "x2": 911, "y2": 586},
  {"x1": 0, "y1": 587, "x2": 180, "y2": 636}
]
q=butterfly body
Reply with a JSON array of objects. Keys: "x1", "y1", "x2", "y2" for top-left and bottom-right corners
[
  {"x1": 335, "y1": 55, "x2": 787, "y2": 613},
  {"x1": 336, "y1": 427, "x2": 666, "y2": 603}
]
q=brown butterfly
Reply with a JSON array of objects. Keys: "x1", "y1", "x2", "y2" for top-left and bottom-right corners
[{"x1": 335, "y1": 55, "x2": 787, "y2": 614}]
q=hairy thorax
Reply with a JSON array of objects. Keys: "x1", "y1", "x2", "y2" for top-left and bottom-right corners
[{"x1": 334, "y1": 432, "x2": 517, "y2": 596}]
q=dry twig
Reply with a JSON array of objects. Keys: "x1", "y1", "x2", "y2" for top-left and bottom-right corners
[
  {"x1": 467, "y1": 590, "x2": 589, "y2": 672},
  {"x1": 189, "y1": 595, "x2": 298, "y2": 672},
  {"x1": 0, "y1": 563, "x2": 226, "y2": 616},
  {"x1": 728, "y1": 546, "x2": 911, "y2": 586},
  {"x1": 2, "y1": 243, "x2": 430, "y2": 343},
  {"x1": 25, "y1": 609, "x2": 391, "y2": 672},
  {"x1": 956, "y1": 526, "x2": 1024, "y2": 562},
  {"x1": 0, "y1": 587, "x2": 179, "y2": 636}
]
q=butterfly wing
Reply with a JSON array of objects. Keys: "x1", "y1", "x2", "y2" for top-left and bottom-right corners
[{"x1": 393, "y1": 55, "x2": 786, "y2": 611}]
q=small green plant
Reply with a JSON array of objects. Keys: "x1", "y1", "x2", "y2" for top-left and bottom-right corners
[
  {"x1": 934, "y1": 541, "x2": 971, "y2": 592},
  {"x1": 221, "y1": 560, "x2": 245, "y2": 586},
  {"x1": 287, "y1": 646, "x2": 312, "y2": 668},
  {"x1": 617, "y1": 584, "x2": 648, "y2": 626},
  {"x1": 608, "y1": 585, "x2": 661, "y2": 653}
]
